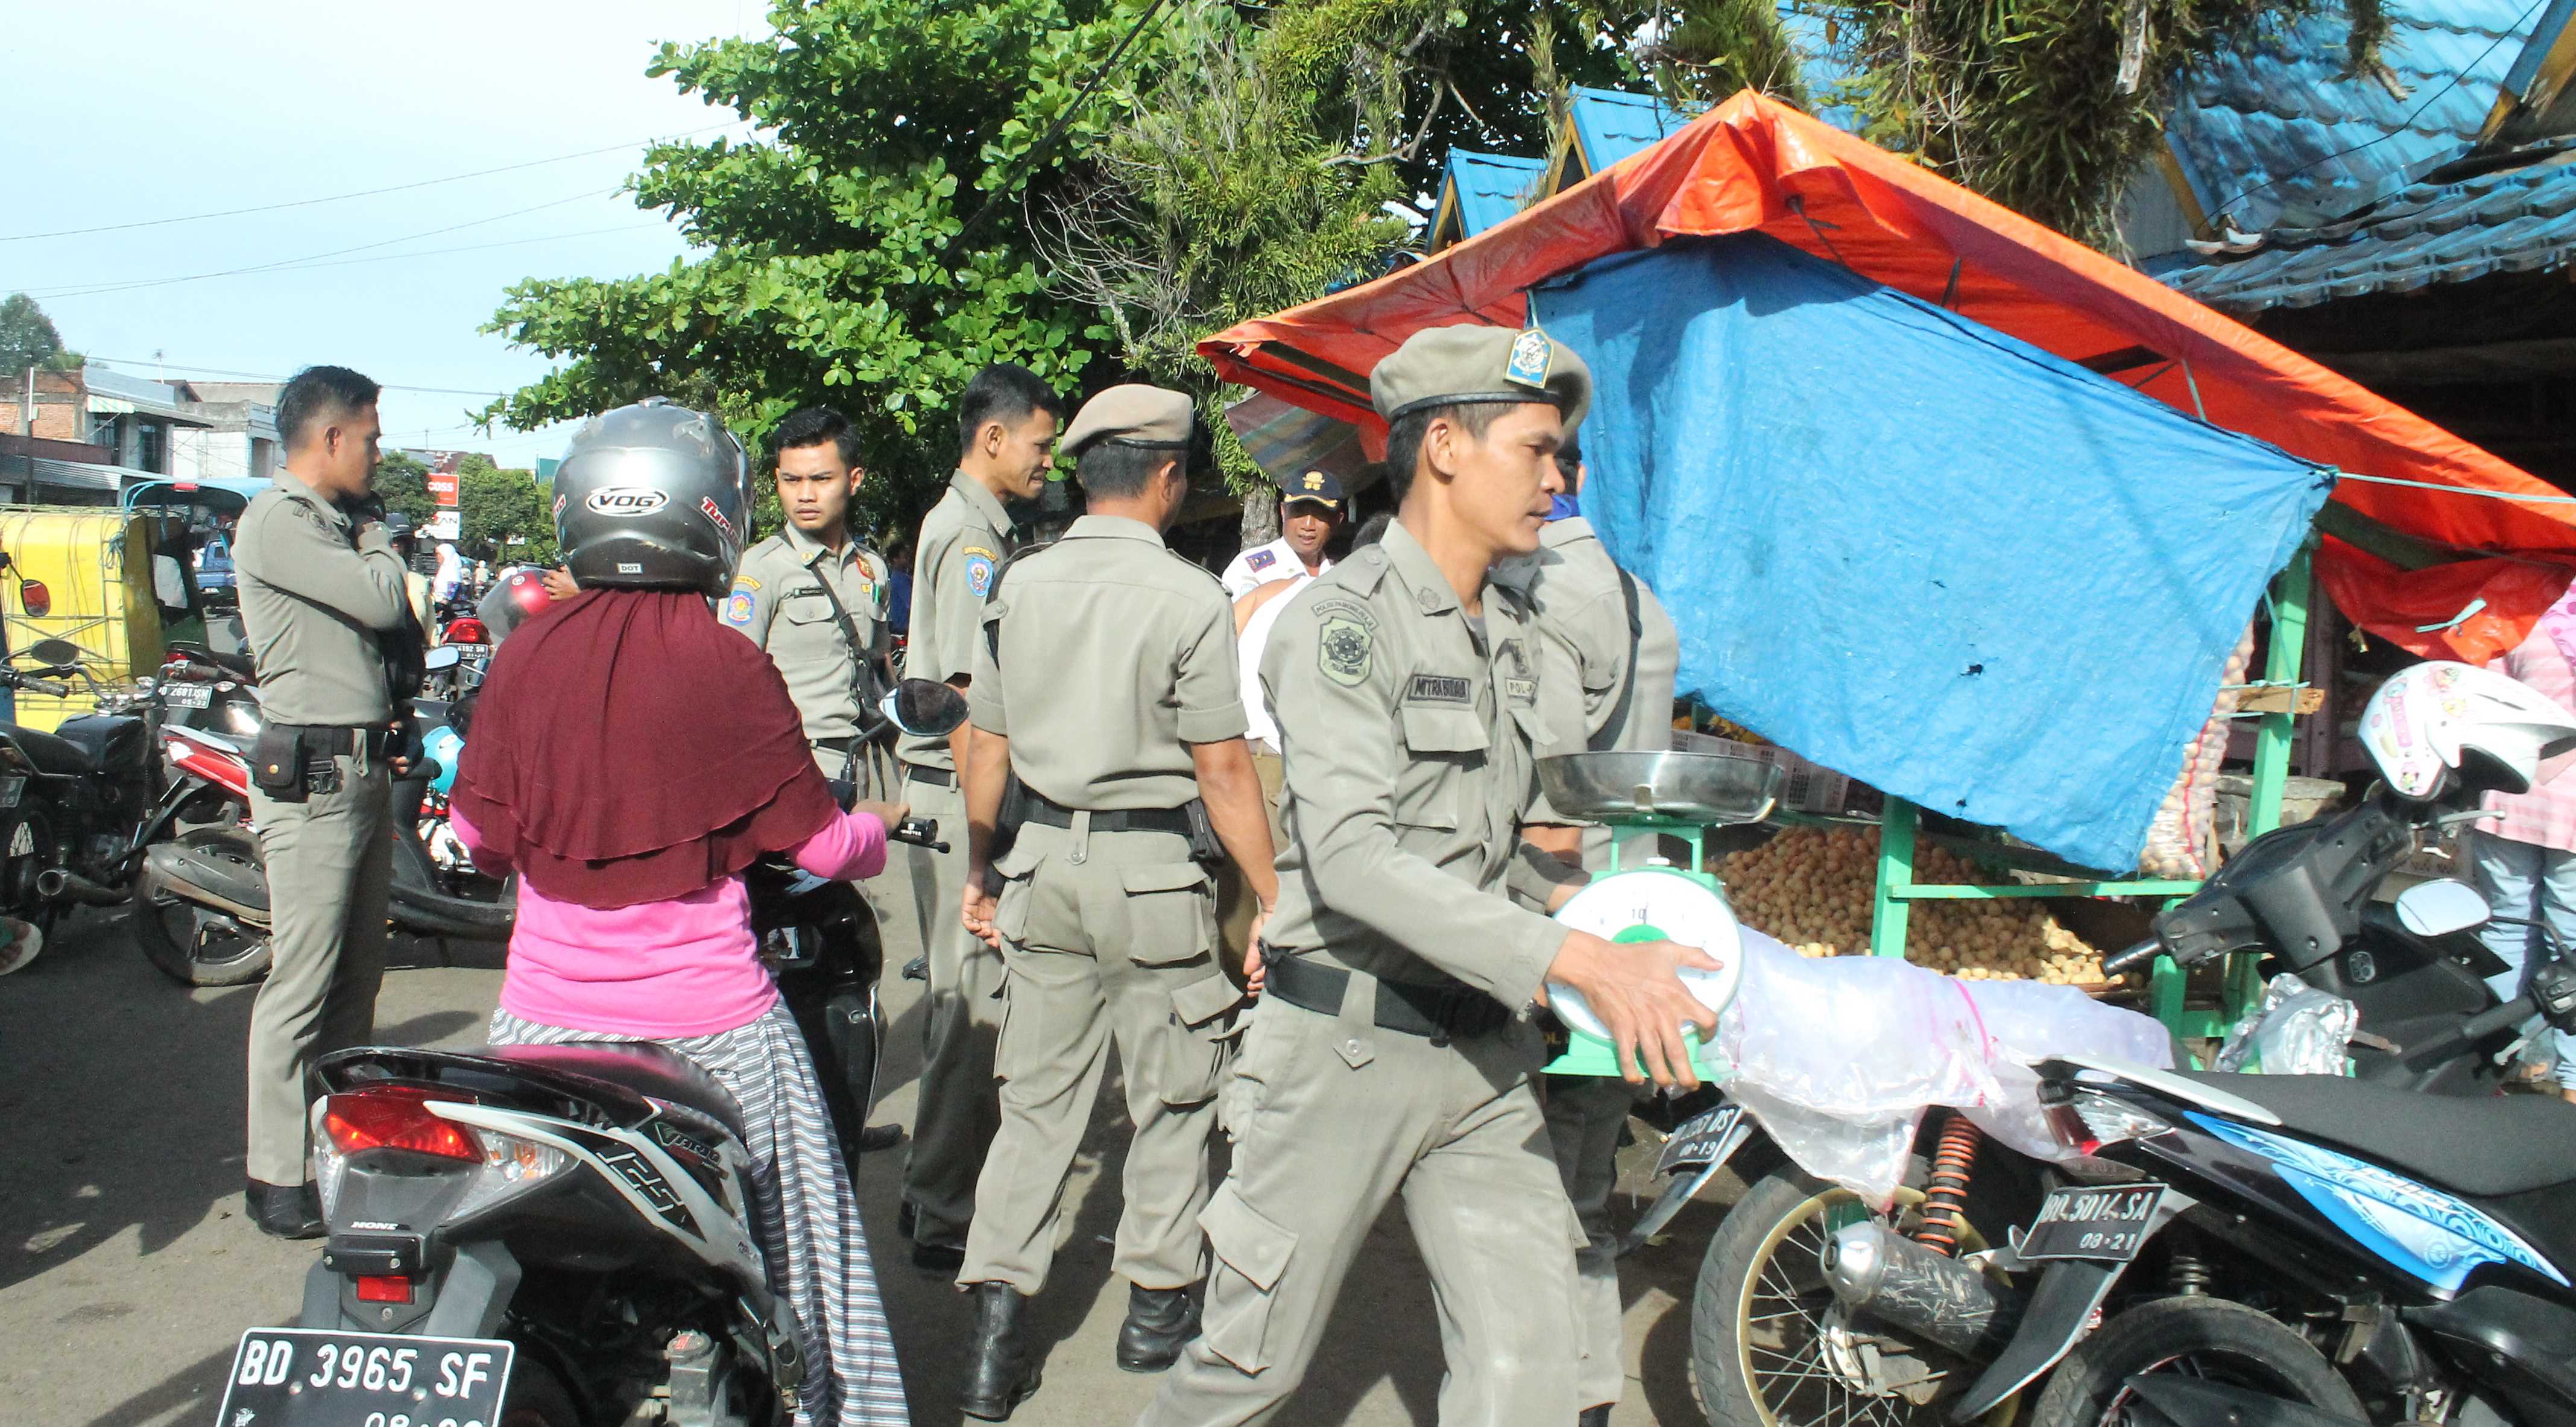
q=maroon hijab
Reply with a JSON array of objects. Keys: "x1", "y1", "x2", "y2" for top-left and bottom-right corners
[{"x1": 451, "y1": 587, "x2": 839, "y2": 910}]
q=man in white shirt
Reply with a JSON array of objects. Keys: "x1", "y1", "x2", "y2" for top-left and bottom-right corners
[{"x1": 1218, "y1": 468, "x2": 1342, "y2": 598}]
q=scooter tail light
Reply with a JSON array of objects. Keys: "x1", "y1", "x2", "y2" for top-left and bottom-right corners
[
  {"x1": 2049, "y1": 1091, "x2": 2176, "y2": 1154},
  {"x1": 355, "y1": 1275, "x2": 412, "y2": 1305},
  {"x1": 447, "y1": 1128, "x2": 570, "y2": 1221},
  {"x1": 323, "y1": 1087, "x2": 483, "y2": 1162}
]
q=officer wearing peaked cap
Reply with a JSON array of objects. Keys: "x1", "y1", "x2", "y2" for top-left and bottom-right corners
[
  {"x1": 953, "y1": 384, "x2": 1281, "y2": 1419},
  {"x1": 1138, "y1": 328, "x2": 1721, "y2": 1427},
  {"x1": 1219, "y1": 467, "x2": 1343, "y2": 600}
]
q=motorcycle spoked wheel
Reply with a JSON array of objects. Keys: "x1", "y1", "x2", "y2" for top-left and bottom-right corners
[
  {"x1": 1693, "y1": 1168, "x2": 2018, "y2": 1427},
  {"x1": 2027, "y1": 1296, "x2": 2364, "y2": 1427},
  {"x1": 131, "y1": 826, "x2": 274, "y2": 987}
]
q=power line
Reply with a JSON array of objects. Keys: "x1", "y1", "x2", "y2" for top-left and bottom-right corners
[
  {"x1": 2205, "y1": 0, "x2": 2548, "y2": 226},
  {"x1": 86, "y1": 357, "x2": 510, "y2": 398},
  {"x1": 951, "y1": 0, "x2": 1178, "y2": 247},
  {"x1": 0, "y1": 123, "x2": 745, "y2": 242},
  {"x1": 26, "y1": 192, "x2": 619, "y2": 299},
  {"x1": 37, "y1": 223, "x2": 668, "y2": 303}
]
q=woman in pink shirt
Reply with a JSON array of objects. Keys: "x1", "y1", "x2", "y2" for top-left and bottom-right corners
[
  {"x1": 2470, "y1": 584, "x2": 2576, "y2": 1100},
  {"x1": 452, "y1": 577, "x2": 914, "y2": 1427}
]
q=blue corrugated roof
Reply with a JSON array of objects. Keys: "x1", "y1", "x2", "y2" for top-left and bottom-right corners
[
  {"x1": 1445, "y1": 150, "x2": 1547, "y2": 239},
  {"x1": 2168, "y1": 0, "x2": 2545, "y2": 233},
  {"x1": 2162, "y1": 138, "x2": 2576, "y2": 312},
  {"x1": 1565, "y1": 85, "x2": 1693, "y2": 178}
]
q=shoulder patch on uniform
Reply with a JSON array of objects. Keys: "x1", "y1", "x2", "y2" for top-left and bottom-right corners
[
  {"x1": 1315, "y1": 597, "x2": 1377, "y2": 688},
  {"x1": 964, "y1": 549, "x2": 997, "y2": 600},
  {"x1": 722, "y1": 589, "x2": 757, "y2": 626},
  {"x1": 732, "y1": 574, "x2": 762, "y2": 592},
  {"x1": 1406, "y1": 674, "x2": 1472, "y2": 704},
  {"x1": 1246, "y1": 548, "x2": 1275, "y2": 572}
]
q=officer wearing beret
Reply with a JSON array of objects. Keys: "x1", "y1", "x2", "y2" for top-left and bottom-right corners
[
  {"x1": 896, "y1": 363, "x2": 1064, "y2": 1271},
  {"x1": 1138, "y1": 327, "x2": 1719, "y2": 1427},
  {"x1": 1218, "y1": 468, "x2": 1343, "y2": 599},
  {"x1": 1512, "y1": 434, "x2": 1683, "y2": 1427},
  {"x1": 953, "y1": 384, "x2": 1280, "y2": 1419},
  {"x1": 233, "y1": 365, "x2": 417, "y2": 1239}
]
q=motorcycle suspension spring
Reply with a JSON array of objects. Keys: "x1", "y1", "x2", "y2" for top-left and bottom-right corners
[
  {"x1": 1913, "y1": 1113, "x2": 1981, "y2": 1256},
  {"x1": 2168, "y1": 1252, "x2": 2210, "y2": 1296}
]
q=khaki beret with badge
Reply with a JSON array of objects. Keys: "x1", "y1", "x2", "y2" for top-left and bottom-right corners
[
  {"x1": 1060, "y1": 384, "x2": 1195, "y2": 457},
  {"x1": 1369, "y1": 324, "x2": 1592, "y2": 431}
]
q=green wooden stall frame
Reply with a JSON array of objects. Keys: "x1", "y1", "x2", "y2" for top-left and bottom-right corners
[{"x1": 1860, "y1": 541, "x2": 2317, "y2": 1037}]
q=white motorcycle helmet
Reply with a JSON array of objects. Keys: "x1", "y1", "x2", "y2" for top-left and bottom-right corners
[{"x1": 2360, "y1": 660, "x2": 2576, "y2": 802}]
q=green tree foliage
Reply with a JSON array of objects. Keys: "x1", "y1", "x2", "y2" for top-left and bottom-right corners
[
  {"x1": 480, "y1": 0, "x2": 1176, "y2": 535},
  {"x1": 456, "y1": 456, "x2": 558, "y2": 566},
  {"x1": 0, "y1": 294, "x2": 65, "y2": 376},
  {"x1": 372, "y1": 452, "x2": 440, "y2": 527}
]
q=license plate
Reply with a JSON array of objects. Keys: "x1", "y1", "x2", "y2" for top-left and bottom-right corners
[
  {"x1": 0, "y1": 775, "x2": 20, "y2": 809},
  {"x1": 2019, "y1": 1183, "x2": 2166, "y2": 1262},
  {"x1": 162, "y1": 683, "x2": 213, "y2": 708},
  {"x1": 446, "y1": 644, "x2": 488, "y2": 662},
  {"x1": 1655, "y1": 1103, "x2": 1747, "y2": 1177},
  {"x1": 216, "y1": 1327, "x2": 514, "y2": 1427}
]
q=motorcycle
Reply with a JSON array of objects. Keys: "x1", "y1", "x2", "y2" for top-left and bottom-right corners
[
  {"x1": 130, "y1": 643, "x2": 517, "y2": 987},
  {"x1": 1974, "y1": 884, "x2": 2576, "y2": 1427},
  {"x1": 0, "y1": 638, "x2": 176, "y2": 941},
  {"x1": 211, "y1": 681, "x2": 966, "y2": 1427}
]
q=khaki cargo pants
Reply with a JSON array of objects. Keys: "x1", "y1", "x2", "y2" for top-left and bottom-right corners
[
  {"x1": 961, "y1": 818, "x2": 1243, "y2": 1295},
  {"x1": 1138, "y1": 974, "x2": 1584, "y2": 1427},
  {"x1": 246, "y1": 753, "x2": 392, "y2": 1186},
  {"x1": 903, "y1": 767, "x2": 1005, "y2": 1248},
  {"x1": 1544, "y1": 1074, "x2": 1640, "y2": 1411}
]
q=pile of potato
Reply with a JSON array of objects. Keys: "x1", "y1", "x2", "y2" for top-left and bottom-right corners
[{"x1": 1718, "y1": 826, "x2": 2117, "y2": 987}]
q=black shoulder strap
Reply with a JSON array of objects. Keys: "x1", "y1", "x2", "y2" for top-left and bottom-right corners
[{"x1": 804, "y1": 556, "x2": 884, "y2": 715}]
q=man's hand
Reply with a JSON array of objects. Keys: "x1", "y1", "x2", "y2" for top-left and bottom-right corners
[
  {"x1": 541, "y1": 568, "x2": 579, "y2": 602},
  {"x1": 961, "y1": 878, "x2": 1001, "y2": 949},
  {"x1": 1542, "y1": 932, "x2": 1723, "y2": 1089},
  {"x1": 1243, "y1": 908, "x2": 1274, "y2": 996},
  {"x1": 854, "y1": 799, "x2": 910, "y2": 827}
]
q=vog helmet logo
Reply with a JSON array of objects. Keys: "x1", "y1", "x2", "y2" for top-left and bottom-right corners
[{"x1": 585, "y1": 487, "x2": 669, "y2": 516}]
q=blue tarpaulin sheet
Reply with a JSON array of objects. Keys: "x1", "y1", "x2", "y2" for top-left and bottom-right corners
[{"x1": 1530, "y1": 233, "x2": 2335, "y2": 872}]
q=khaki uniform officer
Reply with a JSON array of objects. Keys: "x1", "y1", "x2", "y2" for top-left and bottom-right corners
[
  {"x1": 235, "y1": 365, "x2": 414, "y2": 1240},
  {"x1": 954, "y1": 385, "x2": 1280, "y2": 1420},
  {"x1": 728, "y1": 524, "x2": 893, "y2": 777},
  {"x1": 1514, "y1": 440, "x2": 1683, "y2": 1427},
  {"x1": 897, "y1": 362, "x2": 1064, "y2": 1270},
  {"x1": 1140, "y1": 327, "x2": 1722, "y2": 1427}
]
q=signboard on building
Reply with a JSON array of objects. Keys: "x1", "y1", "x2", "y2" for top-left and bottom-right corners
[{"x1": 427, "y1": 509, "x2": 462, "y2": 542}]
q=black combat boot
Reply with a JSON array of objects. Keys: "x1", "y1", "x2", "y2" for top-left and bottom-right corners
[
  {"x1": 1114, "y1": 1282, "x2": 1201, "y2": 1372},
  {"x1": 245, "y1": 1179, "x2": 323, "y2": 1239},
  {"x1": 958, "y1": 1282, "x2": 1041, "y2": 1420}
]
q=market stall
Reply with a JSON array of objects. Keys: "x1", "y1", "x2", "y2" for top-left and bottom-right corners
[{"x1": 1199, "y1": 90, "x2": 2576, "y2": 1033}]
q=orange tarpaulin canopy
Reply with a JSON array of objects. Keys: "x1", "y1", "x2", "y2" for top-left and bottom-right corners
[{"x1": 1199, "y1": 91, "x2": 2576, "y2": 660}]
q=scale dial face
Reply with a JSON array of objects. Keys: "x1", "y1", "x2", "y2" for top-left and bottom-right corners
[{"x1": 1547, "y1": 870, "x2": 1743, "y2": 1042}]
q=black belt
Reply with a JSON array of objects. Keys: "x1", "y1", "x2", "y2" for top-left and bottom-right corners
[
  {"x1": 1023, "y1": 794, "x2": 1192, "y2": 838},
  {"x1": 902, "y1": 765, "x2": 956, "y2": 788},
  {"x1": 1262, "y1": 951, "x2": 1511, "y2": 1040},
  {"x1": 275, "y1": 724, "x2": 396, "y2": 759}
]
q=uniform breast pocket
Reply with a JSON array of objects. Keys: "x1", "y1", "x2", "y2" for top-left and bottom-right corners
[
  {"x1": 1394, "y1": 704, "x2": 1488, "y2": 831},
  {"x1": 780, "y1": 590, "x2": 838, "y2": 627}
]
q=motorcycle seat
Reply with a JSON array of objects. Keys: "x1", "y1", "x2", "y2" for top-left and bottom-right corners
[
  {"x1": 2183, "y1": 1069, "x2": 2576, "y2": 1197},
  {"x1": 480, "y1": 1042, "x2": 746, "y2": 1141},
  {"x1": 167, "y1": 642, "x2": 257, "y2": 680},
  {"x1": 8, "y1": 726, "x2": 96, "y2": 775}
]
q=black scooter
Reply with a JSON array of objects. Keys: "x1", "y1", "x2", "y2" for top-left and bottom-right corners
[{"x1": 210, "y1": 681, "x2": 965, "y2": 1427}]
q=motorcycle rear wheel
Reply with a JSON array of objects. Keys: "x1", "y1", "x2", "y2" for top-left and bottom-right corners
[
  {"x1": 1692, "y1": 1168, "x2": 2013, "y2": 1427},
  {"x1": 2029, "y1": 1295, "x2": 2364, "y2": 1427},
  {"x1": 494, "y1": 1356, "x2": 581, "y2": 1427},
  {"x1": 0, "y1": 806, "x2": 63, "y2": 945},
  {"x1": 131, "y1": 827, "x2": 273, "y2": 987}
]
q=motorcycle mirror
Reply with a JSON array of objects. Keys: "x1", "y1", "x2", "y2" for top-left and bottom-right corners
[
  {"x1": 28, "y1": 638, "x2": 81, "y2": 668},
  {"x1": 423, "y1": 645, "x2": 462, "y2": 671},
  {"x1": 882, "y1": 678, "x2": 968, "y2": 738},
  {"x1": 2396, "y1": 878, "x2": 2492, "y2": 938},
  {"x1": 19, "y1": 578, "x2": 51, "y2": 618}
]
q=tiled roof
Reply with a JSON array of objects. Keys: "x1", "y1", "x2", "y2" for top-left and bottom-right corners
[
  {"x1": 1443, "y1": 150, "x2": 1547, "y2": 239},
  {"x1": 2161, "y1": 138, "x2": 2576, "y2": 312},
  {"x1": 1564, "y1": 86, "x2": 1693, "y2": 177},
  {"x1": 2168, "y1": 0, "x2": 2546, "y2": 233}
]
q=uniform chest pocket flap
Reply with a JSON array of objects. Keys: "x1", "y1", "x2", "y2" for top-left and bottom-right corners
[{"x1": 780, "y1": 589, "x2": 838, "y2": 625}]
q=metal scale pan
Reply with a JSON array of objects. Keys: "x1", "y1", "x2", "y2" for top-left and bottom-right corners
[{"x1": 1535, "y1": 750, "x2": 1785, "y2": 827}]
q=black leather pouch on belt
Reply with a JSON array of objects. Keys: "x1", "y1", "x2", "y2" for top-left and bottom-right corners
[
  {"x1": 1183, "y1": 797, "x2": 1223, "y2": 866},
  {"x1": 251, "y1": 724, "x2": 310, "y2": 803}
]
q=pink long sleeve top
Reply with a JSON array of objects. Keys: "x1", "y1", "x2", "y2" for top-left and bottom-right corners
[{"x1": 451, "y1": 803, "x2": 889, "y2": 1038}]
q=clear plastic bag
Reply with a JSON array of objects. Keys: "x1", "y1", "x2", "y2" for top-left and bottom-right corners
[
  {"x1": 1717, "y1": 931, "x2": 2174, "y2": 1203},
  {"x1": 2213, "y1": 972, "x2": 2355, "y2": 1075}
]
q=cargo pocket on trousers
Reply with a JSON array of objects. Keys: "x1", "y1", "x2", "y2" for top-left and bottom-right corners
[
  {"x1": 1199, "y1": 1184, "x2": 1298, "y2": 1375},
  {"x1": 1158, "y1": 971, "x2": 1245, "y2": 1107},
  {"x1": 1122, "y1": 861, "x2": 1215, "y2": 967}
]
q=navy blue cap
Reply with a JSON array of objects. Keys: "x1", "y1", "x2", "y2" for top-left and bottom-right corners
[{"x1": 1279, "y1": 469, "x2": 1345, "y2": 508}]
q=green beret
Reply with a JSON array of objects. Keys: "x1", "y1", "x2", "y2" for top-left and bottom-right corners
[
  {"x1": 1061, "y1": 384, "x2": 1195, "y2": 455},
  {"x1": 1369, "y1": 325, "x2": 1593, "y2": 430}
]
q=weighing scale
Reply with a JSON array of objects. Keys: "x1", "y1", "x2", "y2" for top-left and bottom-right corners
[{"x1": 1535, "y1": 750, "x2": 1784, "y2": 1080}]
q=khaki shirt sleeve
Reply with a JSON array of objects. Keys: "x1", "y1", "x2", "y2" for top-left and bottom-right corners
[
  {"x1": 967, "y1": 592, "x2": 1008, "y2": 737},
  {"x1": 920, "y1": 528, "x2": 1000, "y2": 685},
  {"x1": 1524, "y1": 584, "x2": 1623, "y2": 824},
  {"x1": 1175, "y1": 589, "x2": 1248, "y2": 744},
  {"x1": 1263, "y1": 602, "x2": 1565, "y2": 1007},
  {"x1": 244, "y1": 501, "x2": 412, "y2": 631},
  {"x1": 721, "y1": 562, "x2": 780, "y2": 646}
]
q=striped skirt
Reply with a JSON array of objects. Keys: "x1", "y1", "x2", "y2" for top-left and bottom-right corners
[{"x1": 487, "y1": 1001, "x2": 910, "y2": 1426}]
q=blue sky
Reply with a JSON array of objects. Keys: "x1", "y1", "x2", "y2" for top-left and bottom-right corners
[{"x1": 7, "y1": 1, "x2": 770, "y2": 468}]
